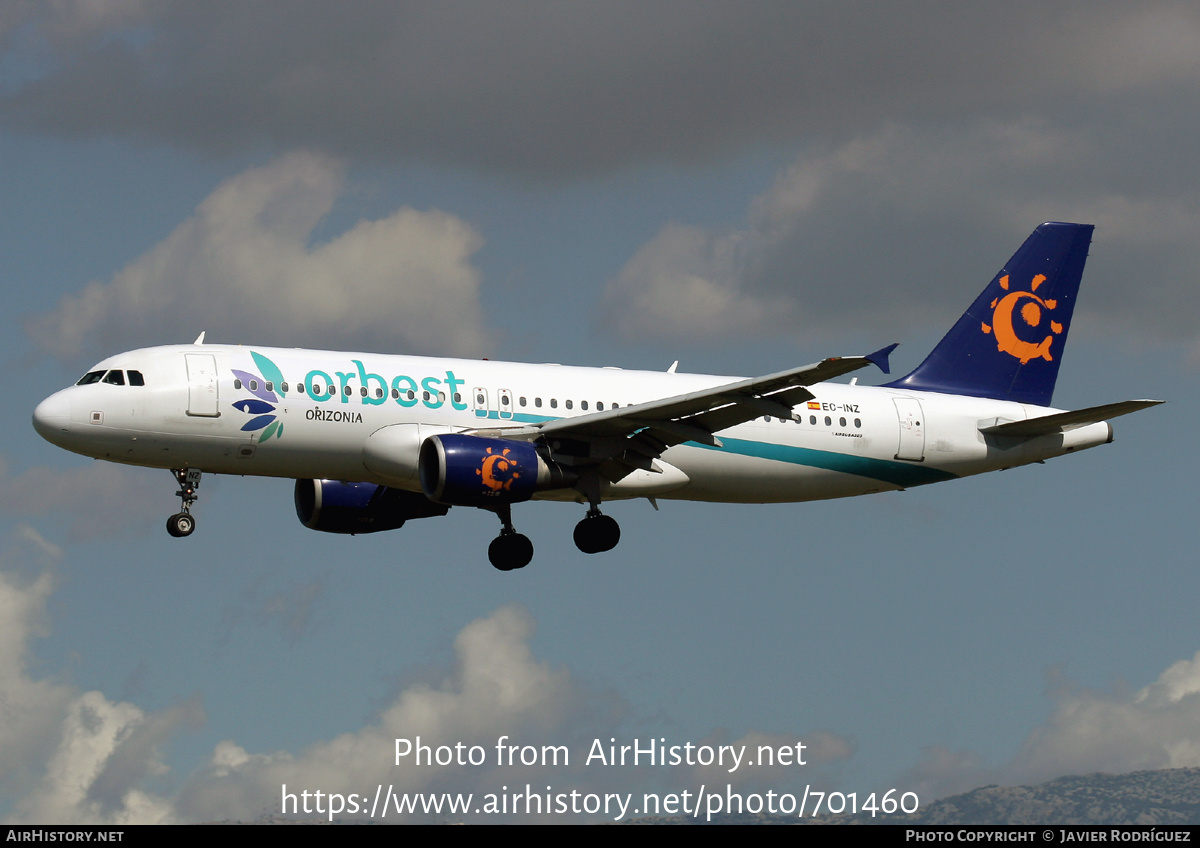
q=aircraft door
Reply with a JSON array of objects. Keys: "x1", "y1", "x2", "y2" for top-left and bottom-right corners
[
  {"x1": 185, "y1": 354, "x2": 220, "y2": 417},
  {"x1": 473, "y1": 387, "x2": 490, "y2": 419},
  {"x1": 498, "y1": 388, "x2": 513, "y2": 419},
  {"x1": 893, "y1": 397, "x2": 925, "y2": 462}
]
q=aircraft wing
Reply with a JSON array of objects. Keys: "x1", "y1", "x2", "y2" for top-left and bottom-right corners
[{"x1": 468, "y1": 344, "x2": 897, "y2": 476}]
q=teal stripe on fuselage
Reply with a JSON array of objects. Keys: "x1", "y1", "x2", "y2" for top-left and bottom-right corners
[{"x1": 691, "y1": 437, "x2": 956, "y2": 488}]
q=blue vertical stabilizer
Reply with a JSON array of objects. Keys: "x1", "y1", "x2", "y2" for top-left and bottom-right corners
[{"x1": 884, "y1": 222, "x2": 1094, "y2": 407}]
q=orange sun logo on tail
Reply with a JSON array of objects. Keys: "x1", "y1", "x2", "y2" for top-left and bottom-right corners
[
  {"x1": 478, "y1": 446, "x2": 520, "y2": 492},
  {"x1": 981, "y1": 274, "x2": 1064, "y2": 364}
]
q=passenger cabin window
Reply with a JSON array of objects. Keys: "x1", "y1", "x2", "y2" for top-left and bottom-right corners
[
  {"x1": 77, "y1": 371, "x2": 105, "y2": 386},
  {"x1": 535, "y1": 398, "x2": 542, "y2": 408},
  {"x1": 565, "y1": 400, "x2": 573, "y2": 410},
  {"x1": 550, "y1": 399, "x2": 558, "y2": 409},
  {"x1": 103, "y1": 370, "x2": 125, "y2": 386},
  {"x1": 127, "y1": 370, "x2": 145, "y2": 386}
]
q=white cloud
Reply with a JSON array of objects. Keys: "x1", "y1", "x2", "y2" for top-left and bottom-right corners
[
  {"x1": 0, "y1": 560, "x2": 854, "y2": 824},
  {"x1": 601, "y1": 120, "x2": 1200, "y2": 348},
  {"x1": 174, "y1": 604, "x2": 586, "y2": 822},
  {"x1": 0, "y1": 530, "x2": 200, "y2": 825},
  {"x1": 27, "y1": 152, "x2": 493, "y2": 359},
  {"x1": 904, "y1": 651, "x2": 1200, "y2": 801},
  {"x1": 1004, "y1": 652, "x2": 1200, "y2": 784}
]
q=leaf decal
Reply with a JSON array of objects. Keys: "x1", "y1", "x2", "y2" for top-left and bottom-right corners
[
  {"x1": 233, "y1": 399, "x2": 275, "y2": 415},
  {"x1": 232, "y1": 369, "x2": 278, "y2": 403},
  {"x1": 241, "y1": 414, "x2": 276, "y2": 432},
  {"x1": 251, "y1": 351, "x2": 287, "y2": 398},
  {"x1": 258, "y1": 420, "x2": 280, "y2": 442}
]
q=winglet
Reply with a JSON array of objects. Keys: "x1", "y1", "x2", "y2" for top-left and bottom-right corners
[{"x1": 866, "y1": 343, "x2": 899, "y2": 375}]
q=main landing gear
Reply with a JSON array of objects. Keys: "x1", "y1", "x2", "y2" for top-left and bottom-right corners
[
  {"x1": 573, "y1": 507, "x2": 620, "y2": 554},
  {"x1": 486, "y1": 478, "x2": 620, "y2": 570},
  {"x1": 166, "y1": 468, "x2": 201, "y2": 538},
  {"x1": 572, "y1": 475, "x2": 620, "y2": 555},
  {"x1": 488, "y1": 503, "x2": 534, "y2": 571}
]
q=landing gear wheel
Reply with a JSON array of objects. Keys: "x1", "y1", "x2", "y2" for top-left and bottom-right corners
[
  {"x1": 488, "y1": 533, "x2": 533, "y2": 571},
  {"x1": 573, "y1": 514, "x2": 620, "y2": 554},
  {"x1": 166, "y1": 512, "x2": 196, "y2": 538}
]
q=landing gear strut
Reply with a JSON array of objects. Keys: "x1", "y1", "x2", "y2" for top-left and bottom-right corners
[
  {"x1": 166, "y1": 468, "x2": 201, "y2": 538},
  {"x1": 488, "y1": 503, "x2": 533, "y2": 571}
]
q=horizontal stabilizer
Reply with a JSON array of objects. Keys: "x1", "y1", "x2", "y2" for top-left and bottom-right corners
[{"x1": 979, "y1": 399, "x2": 1163, "y2": 437}]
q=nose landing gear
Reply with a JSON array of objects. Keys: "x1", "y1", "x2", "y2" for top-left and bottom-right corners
[{"x1": 166, "y1": 468, "x2": 201, "y2": 538}]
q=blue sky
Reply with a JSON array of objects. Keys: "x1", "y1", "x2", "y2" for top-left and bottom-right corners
[{"x1": 1, "y1": 2, "x2": 1198, "y2": 823}]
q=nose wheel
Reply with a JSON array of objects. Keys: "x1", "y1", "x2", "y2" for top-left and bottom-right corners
[
  {"x1": 167, "y1": 512, "x2": 196, "y2": 537},
  {"x1": 167, "y1": 468, "x2": 201, "y2": 538}
]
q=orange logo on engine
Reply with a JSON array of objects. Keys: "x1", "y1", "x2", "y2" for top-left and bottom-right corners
[
  {"x1": 478, "y1": 446, "x2": 520, "y2": 491},
  {"x1": 981, "y1": 274, "x2": 1064, "y2": 364}
]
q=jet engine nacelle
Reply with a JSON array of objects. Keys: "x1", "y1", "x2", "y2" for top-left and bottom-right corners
[
  {"x1": 418, "y1": 434, "x2": 576, "y2": 506},
  {"x1": 294, "y1": 479, "x2": 449, "y2": 534}
]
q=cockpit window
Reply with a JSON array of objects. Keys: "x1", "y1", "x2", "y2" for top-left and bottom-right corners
[
  {"x1": 76, "y1": 370, "x2": 105, "y2": 385},
  {"x1": 102, "y1": 370, "x2": 125, "y2": 386},
  {"x1": 127, "y1": 370, "x2": 145, "y2": 386}
]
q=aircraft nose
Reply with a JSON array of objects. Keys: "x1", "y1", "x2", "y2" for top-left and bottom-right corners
[{"x1": 32, "y1": 391, "x2": 72, "y2": 441}]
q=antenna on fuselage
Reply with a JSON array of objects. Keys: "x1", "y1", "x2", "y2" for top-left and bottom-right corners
[
  {"x1": 194, "y1": 332, "x2": 206, "y2": 345},
  {"x1": 667, "y1": 361, "x2": 678, "y2": 373}
]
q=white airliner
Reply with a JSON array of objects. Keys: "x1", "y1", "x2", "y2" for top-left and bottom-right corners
[{"x1": 33, "y1": 223, "x2": 1159, "y2": 570}]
